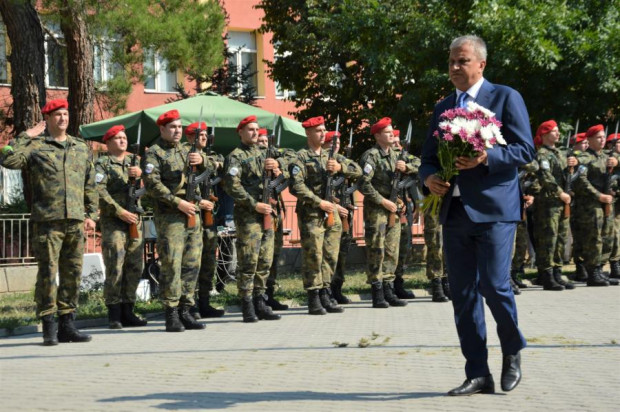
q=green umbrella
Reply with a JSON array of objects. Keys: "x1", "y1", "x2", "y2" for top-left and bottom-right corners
[{"x1": 79, "y1": 92, "x2": 307, "y2": 155}]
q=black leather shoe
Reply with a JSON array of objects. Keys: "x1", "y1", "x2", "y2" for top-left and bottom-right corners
[
  {"x1": 501, "y1": 352, "x2": 522, "y2": 392},
  {"x1": 448, "y1": 375, "x2": 495, "y2": 396}
]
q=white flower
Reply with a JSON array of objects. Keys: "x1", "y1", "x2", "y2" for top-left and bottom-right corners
[{"x1": 467, "y1": 101, "x2": 496, "y2": 118}]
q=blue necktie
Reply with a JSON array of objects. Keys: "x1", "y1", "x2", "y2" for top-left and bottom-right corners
[{"x1": 456, "y1": 92, "x2": 468, "y2": 108}]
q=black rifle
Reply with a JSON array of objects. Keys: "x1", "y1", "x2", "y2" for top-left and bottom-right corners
[
  {"x1": 324, "y1": 116, "x2": 340, "y2": 227},
  {"x1": 126, "y1": 123, "x2": 146, "y2": 239},
  {"x1": 202, "y1": 119, "x2": 221, "y2": 228},
  {"x1": 262, "y1": 119, "x2": 287, "y2": 231},
  {"x1": 185, "y1": 108, "x2": 210, "y2": 228},
  {"x1": 388, "y1": 121, "x2": 415, "y2": 228}
]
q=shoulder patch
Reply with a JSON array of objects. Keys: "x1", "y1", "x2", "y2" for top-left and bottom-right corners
[
  {"x1": 540, "y1": 160, "x2": 550, "y2": 170},
  {"x1": 291, "y1": 165, "x2": 301, "y2": 176},
  {"x1": 363, "y1": 163, "x2": 373, "y2": 175},
  {"x1": 145, "y1": 163, "x2": 154, "y2": 174},
  {"x1": 95, "y1": 173, "x2": 105, "y2": 183},
  {"x1": 228, "y1": 166, "x2": 239, "y2": 176}
]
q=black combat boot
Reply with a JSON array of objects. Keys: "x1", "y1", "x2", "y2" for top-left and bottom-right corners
[
  {"x1": 198, "y1": 294, "x2": 225, "y2": 318},
  {"x1": 587, "y1": 266, "x2": 609, "y2": 287},
  {"x1": 107, "y1": 304, "x2": 123, "y2": 329},
  {"x1": 189, "y1": 304, "x2": 201, "y2": 320},
  {"x1": 383, "y1": 281, "x2": 407, "y2": 307},
  {"x1": 331, "y1": 278, "x2": 351, "y2": 304},
  {"x1": 511, "y1": 266, "x2": 528, "y2": 289},
  {"x1": 121, "y1": 302, "x2": 148, "y2": 327},
  {"x1": 57, "y1": 313, "x2": 92, "y2": 343},
  {"x1": 241, "y1": 296, "x2": 259, "y2": 322},
  {"x1": 394, "y1": 276, "x2": 415, "y2": 299},
  {"x1": 573, "y1": 260, "x2": 588, "y2": 282},
  {"x1": 253, "y1": 294, "x2": 282, "y2": 320},
  {"x1": 319, "y1": 288, "x2": 344, "y2": 313},
  {"x1": 265, "y1": 285, "x2": 289, "y2": 311},
  {"x1": 371, "y1": 281, "x2": 389, "y2": 308},
  {"x1": 431, "y1": 277, "x2": 449, "y2": 302},
  {"x1": 609, "y1": 261, "x2": 620, "y2": 279},
  {"x1": 307, "y1": 290, "x2": 327, "y2": 315},
  {"x1": 509, "y1": 277, "x2": 521, "y2": 295},
  {"x1": 541, "y1": 268, "x2": 564, "y2": 291},
  {"x1": 552, "y1": 267, "x2": 575, "y2": 290},
  {"x1": 41, "y1": 314, "x2": 58, "y2": 346},
  {"x1": 165, "y1": 306, "x2": 185, "y2": 332},
  {"x1": 179, "y1": 305, "x2": 206, "y2": 329},
  {"x1": 441, "y1": 276, "x2": 452, "y2": 300},
  {"x1": 599, "y1": 265, "x2": 619, "y2": 286}
]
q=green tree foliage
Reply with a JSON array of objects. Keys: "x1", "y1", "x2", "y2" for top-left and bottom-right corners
[{"x1": 259, "y1": 0, "x2": 619, "y2": 155}]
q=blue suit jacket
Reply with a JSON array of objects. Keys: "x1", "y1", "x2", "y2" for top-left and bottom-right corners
[{"x1": 419, "y1": 80, "x2": 535, "y2": 224}]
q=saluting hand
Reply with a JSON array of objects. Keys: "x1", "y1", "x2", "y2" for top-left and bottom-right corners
[
  {"x1": 25, "y1": 121, "x2": 46, "y2": 138},
  {"x1": 326, "y1": 159, "x2": 342, "y2": 173},
  {"x1": 188, "y1": 152, "x2": 203, "y2": 166},
  {"x1": 128, "y1": 166, "x2": 142, "y2": 178}
]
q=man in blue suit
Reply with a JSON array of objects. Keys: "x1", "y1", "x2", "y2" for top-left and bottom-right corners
[{"x1": 419, "y1": 35, "x2": 535, "y2": 396}]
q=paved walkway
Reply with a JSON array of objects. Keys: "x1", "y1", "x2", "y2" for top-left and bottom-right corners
[{"x1": 1, "y1": 283, "x2": 619, "y2": 411}]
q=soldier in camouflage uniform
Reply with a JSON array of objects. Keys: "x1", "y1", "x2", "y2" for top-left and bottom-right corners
[
  {"x1": 510, "y1": 159, "x2": 538, "y2": 292},
  {"x1": 392, "y1": 134, "x2": 420, "y2": 300},
  {"x1": 181, "y1": 122, "x2": 226, "y2": 320},
  {"x1": 422, "y1": 209, "x2": 451, "y2": 301},
  {"x1": 604, "y1": 132, "x2": 620, "y2": 279},
  {"x1": 143, "y1": 109, "x2": 215, "y2": 332},
  {"x1": 569, "y1": 133, "x2": 589, "y2": 281},
  {"x1": 290, "y1": 116, "x2": 361, "y2": 315},
  {"x1": 0, "y1": 99, "x2": 97, "y2": 345},
  {"x1": 95, "y1": 125, "x2": 147, "y2": 329},
  {"x1": 359, "y1": 117, "x2": 417, "y2": 308},
  {"x1": 223, "y1": 116, "x2": 295, "y2": 322},
  {"x1": 573, "y1": 124, "x2": 619, "y2": 287},
  {"x1": 532, "y1": 120, "x2": 577, "y2": 291},
  {"x1": 258, "y1": 127, "x2": 292, "y2": 311}
]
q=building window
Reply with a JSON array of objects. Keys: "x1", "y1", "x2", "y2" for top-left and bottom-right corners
[
  {"x1": 227, "y1": 31, "x2": 258, "y2": 95},
  {"x1": 0, "y1": 20, "x2": 9, "y2": 84},
  {"x1": 93, "y1": 40, "x2": 123, "y2": 85},
  {"x1": 273, "y1": 46, "x2": 295, "y2": 99},
  {"x1": 143, "y1": 50, "x2": 177, "y2": 92},
  {"x1": 44, "y1": 24, "x2": 68, "y2": 88}
]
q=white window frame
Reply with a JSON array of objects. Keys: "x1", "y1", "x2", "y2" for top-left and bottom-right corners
[
  {"x1": 93, "y1": 39, "x2": 122, "y2": 85},
  {"x1": 227, "y1": 31, "x2": 258, "y2": 96},
  {"x1": 143, "y1": 50, "x2": 178, "y2": 93},
  {"x1": 43, "y1": 25, "x2": 68, "y2": 89},
  {"x1": 0, "y1": 20, "x2": 9, "y2": 85},
  {"x1": 273, "y1": 48, "x2": 295, "y2": 100}
]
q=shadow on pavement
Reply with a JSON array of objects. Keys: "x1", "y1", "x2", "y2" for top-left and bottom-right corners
[{"x1": 98, "y1": 390, "x2": 445, "y2": 409}]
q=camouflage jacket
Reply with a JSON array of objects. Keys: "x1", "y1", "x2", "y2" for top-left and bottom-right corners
[
  {"x1": 223, "y1": 143, "x2": 296, "y2": 215},
  {"x1": 1, "y1": 133, "x2": 97, "y2": 222},
  {"x1": 359, "y1": 145, "x2": 418, "y2": 206},
  {"x1": 519, "y1": 160, "x2": 540, "y2": 196},
  {"x1": 574, "y1": 148, "x2": 618, "y2": 204},
  {"x1": 536, "y1": 145, "x2": 571, "y2": 201},
  {"x1": 290, "y1": 147, "x2": 362, "y2": 214},
  {"x1": 95, "y1": 154, "x2": 142, "y2": 219},
  {"x1": 143, "y1": 138, "x2": 215, "y2": 215}
]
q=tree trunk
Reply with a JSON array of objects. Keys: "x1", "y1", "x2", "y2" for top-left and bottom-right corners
[
  {"x1": 0, "y1": 0, "x2": 46, "y2": 134},
  {"x1": 60, "y1": 1, "x2": 94, "y2": 136}
]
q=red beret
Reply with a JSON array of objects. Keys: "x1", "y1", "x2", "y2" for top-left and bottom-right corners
[
  {"x1": 237, "y1": 115, "x2": 258, "y2": 131},
  {"x1": 370, "y1": 117, "x2": 392, "y2": 135},
  {"x1": 301, "y1": 116, "x2": 325, "y2": 129},
  {"x1": 258, "y1": 128, "x2": 268, "y2": 136},
  {"x1": 607, "y1": 133, "x2": 619, "y2": 143},
  {"x1": 575, "y1": 132, "x2": 587, "y2": 143},
  {"x1": 393, "y1": 129, "x2": 400, "y2": 138},
  {"x1": 535, "y1": 120, "x2": 557, "y2": 140},
  {"x1": 41, "y1": 99, "x2": 68, "y2": 115},
  {"x1": 157, "y1": 109, "x2": 181, "y2": 126},
  {"x1": 324, "y1": 131, "x2": 340, "y2": 145},
  {"x1": 102, "y1": 125, "x2": 125, "y2": 142},
  {"x1": 185, "y1": 122, "x2": 207, "y2": 136},
  {"x1": 586, "y1": 124, "x2": 604, "y2": 138}
]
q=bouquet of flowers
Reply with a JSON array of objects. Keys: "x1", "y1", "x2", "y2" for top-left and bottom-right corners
[{"x1": 421, "y1": 101, "x2": 506, "y2": 216}]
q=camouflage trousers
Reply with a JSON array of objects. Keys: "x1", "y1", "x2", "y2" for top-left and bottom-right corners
[
  {"x1": 101, "y1": 216, "x2": 144, "y2": 305},
  {"x1": 394, "y1": 220, "x2": 411, "y2": 278},
  {"x1": 578, "y1": 202, "x2": 615, "y2": 270},
  {"x1": 298, "y1": 209, "x2": 342, "y2": 290},
  {"x1": 364, "y1": 204, "x2": 399, "y2": 284},
  {"x1": 234, "y1": 212, "x2": 274, "y2": 297},
  {"x1": 267, "y1": 214, "x2": 284, "y2": 288},
  {"x1": 333, "y1": 213, "x2": 354, "y2": 284},
  {"x1": 423, "y1": 210, "x2": 444, "y2": 280},
  {"x1": 155, "y1": 213, "x2": 202, "y2": 308},
  {"x1": 533, "y1": 202, "x2": 568, "y2": 271},
  {"x1": 609, "y1": 206, "x2": 620, "y2": 263},
  {"x1": 570, "y1": 202, "x2": 586, "y2": 263},
  {"x1": 196, "y1": 226, "x2": 218, "y2": 296},
  {"x1": 511, "y1": 219, "x2": 529, "y2": 270},
  {"x1": 32, "y1": 220, "x2": 84, "y2": 317}
]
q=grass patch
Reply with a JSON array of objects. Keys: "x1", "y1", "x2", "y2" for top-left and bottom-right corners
[{"x1": 0, "y1": 264, "x2": 431, "y2": 330}]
